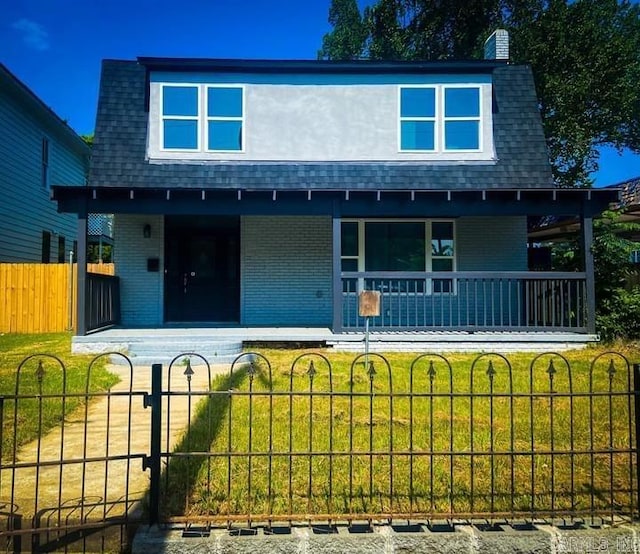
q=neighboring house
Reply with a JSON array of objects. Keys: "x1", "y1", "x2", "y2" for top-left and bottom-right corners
[
  {"x1": 0, "y1": 63, "x2": 90, "y2": 263},
  {"x1": 54, "y1": 31, "x2": 617, "y2": 340},
  {"x1": 529, "y1": 176, "x2": 640, "y2": 243}
]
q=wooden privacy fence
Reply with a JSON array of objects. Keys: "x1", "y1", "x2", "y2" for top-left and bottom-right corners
[{"x1": 0, "y1": 263, "x2": 115, "y2": 333}]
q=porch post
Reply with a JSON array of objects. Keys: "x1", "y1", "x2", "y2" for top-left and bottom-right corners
[
  {"x1": 76, "y1": 209, "x2": 88, "y2": 336},
  {"x1": 580, "y1": 211, "x2": 596, "y2": 334},
  {"x1": 332, "y1": 205, "x2": 343, "y2": 333}
]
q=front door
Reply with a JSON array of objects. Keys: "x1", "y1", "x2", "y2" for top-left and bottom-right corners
[{"x1": 164, "y1": 216, "x2": 240, "y2": 322}]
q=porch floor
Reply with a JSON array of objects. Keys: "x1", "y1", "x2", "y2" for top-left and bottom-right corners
[{"x1": 72, "y1": 327, "x2": 600, "y2": 363}]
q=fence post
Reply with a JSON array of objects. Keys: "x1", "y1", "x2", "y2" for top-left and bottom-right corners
[
  {"x1": 148, "y1": 363, "x2": 162, "y2": 526},
  {"x1": 634, "y1": 363, "x2": 640, "y2": 518}
]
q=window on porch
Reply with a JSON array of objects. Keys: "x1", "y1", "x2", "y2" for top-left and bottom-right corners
[{"x1": 340, "y1": 219, "x2": 455, "y2": 294}]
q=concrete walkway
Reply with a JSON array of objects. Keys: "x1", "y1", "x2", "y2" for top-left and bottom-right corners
[{"x1": 0, "y1": 359, "x2": 229, "y2": 526}]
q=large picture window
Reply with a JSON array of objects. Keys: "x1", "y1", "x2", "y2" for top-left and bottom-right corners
[
  {"x1": 341, "y1": 220, "x2": 455, "y2": 293},
  {"x1": 160, "y1": 84, "x2": 244, "y2": 152},
  {"x1": 399, "y1": 85, "x2": 482, "y2": 152}
]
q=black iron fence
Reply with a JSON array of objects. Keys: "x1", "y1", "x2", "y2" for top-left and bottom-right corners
[
  {"x1": 341, "y1": 272, "x2": 588, "y2": 331},
  {"x1": 0, "y1": 350, "x2": 637, "y2": 552}
]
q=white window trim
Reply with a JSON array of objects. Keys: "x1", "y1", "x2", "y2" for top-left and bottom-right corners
[
  {"x1": 397, "y1": 85, "x2": 437, "y2": 152},
  {"x1": 159, "y1": 83, "x2": 245, "y2": 153},
  {"x1": 441, "y1": 84, "x2": 483, "y2": 153},
  {"x1": 341, "y1": 218, "x2": 457, "y2": 295},
  {"x1": 159, "y1": 83, "x2": 201, "y2": 152},
  {"x1": 398, "y1": 85, "x2": 483, "y2": 154},
  {"x1": 205, "y1": 84, "x2": 246, "y2": 153}
]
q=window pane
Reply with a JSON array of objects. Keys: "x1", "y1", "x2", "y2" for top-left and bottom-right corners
[
  {"x1": 432, "y1": 222, "x2": 454, "y2": 256},
  {"x1": 365, "y1": 222, "x2": 425, "y2": 271},
  {"x1": 208, "y1": 121, "x2": 242, "y2": 150},
  {"x1": 445, "y1": 121, "x2": 479, "y2": 150},
  {"x1": 208, "y1": 87, "x2": 243, "y2": 117},
  {"x1": 400, "y1": 88, "x2": 435, "y2": 117},
  {"x1": 444, "y1": 87, "x2": 480, "y2": 117},
  {"x1": 163, "y1": 86, "x2": 198, "y2": 116},
  {"x1": 401, "y1": 121, "x2": 435, "y2": 150},
  {"x1": 341, "y1": 222, "x2": 358, "y2": 257},
  {"x1": 164, "y1": 119, "x2": 198, "y2": 149},
  {"x1": 432, "y1": 258, "x2": 453, "y2": 271},
  {"x1": 342, "y1": 259, "x2": 358, "y2": 271}
]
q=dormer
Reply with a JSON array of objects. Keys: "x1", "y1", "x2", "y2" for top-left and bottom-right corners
[{"x1": 142, "y1": 59, "x2": 501, "y2": 164}]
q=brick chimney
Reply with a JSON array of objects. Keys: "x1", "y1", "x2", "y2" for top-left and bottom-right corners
[{"x1": 484, "y1": 29, "x2": 509, "y2": 60}]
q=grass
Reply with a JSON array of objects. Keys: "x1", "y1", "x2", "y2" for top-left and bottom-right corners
[
  {"x1": 161, "y1": 344, "x2": 640, "y2": 521},
  {"x1": 0, "y1": 332, "x2": 119, "y2": 458}
]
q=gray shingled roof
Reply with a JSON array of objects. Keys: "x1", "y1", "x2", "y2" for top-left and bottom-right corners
[{"x1": 88, "y1": 60, "x2": 553, "y2": 190}]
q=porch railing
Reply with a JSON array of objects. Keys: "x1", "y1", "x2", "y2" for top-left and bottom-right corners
[
  {"x1": 341, "y1": 271, "x2": 588, "y2": 332},
  {"x1": 86, "y1": 272, "x2": 120, "y2": 332}
]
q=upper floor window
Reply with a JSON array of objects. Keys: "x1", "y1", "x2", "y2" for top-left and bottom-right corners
[
  {"x1": 207, "y1": 87, "x2": 243, "y2": 151},
  {"x1": 399, "y1": 85, "x2": 482, "y2": 153},
  {"x1": 162, "y1": 85, "x2": 199, "y2": 150},
  {"x1": 160, "y1": 84, "x2": 243, "y2": 152}
]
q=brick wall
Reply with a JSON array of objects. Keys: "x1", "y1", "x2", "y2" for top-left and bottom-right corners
[
  {"x1": 241, "y1": 216, "x2": 333, "y2": 326},
  {"x1": 114, "y1": 214, "x2": 164, "y2": 326},
  {"x1": 457, "y1": 216, "x2": 527, "y2": 271}
]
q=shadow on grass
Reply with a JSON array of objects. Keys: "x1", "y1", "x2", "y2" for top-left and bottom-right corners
[{"x1": 159, "y1": 365, "x2": 248, "y2": 518}]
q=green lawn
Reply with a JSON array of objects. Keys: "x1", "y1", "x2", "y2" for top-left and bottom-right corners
[
  {"x1": 0, "y1": 333, "x2": 119, "y2": 457},
  {"x1": 162, "y1": 344, "x2": 640, "y2": 520}
]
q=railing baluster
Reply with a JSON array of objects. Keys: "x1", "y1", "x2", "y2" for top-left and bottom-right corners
[{"x1": 338, "y1": 272, "x2": 587, "y2": 331}]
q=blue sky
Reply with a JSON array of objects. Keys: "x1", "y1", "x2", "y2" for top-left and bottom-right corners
[{"x1": 1, "y1": 0, "x2": 639, "y2": 187}]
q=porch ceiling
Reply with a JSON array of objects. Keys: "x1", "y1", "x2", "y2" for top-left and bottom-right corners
[{"x1": 53, "y1": 185, "x2": 619, "y2": 218}]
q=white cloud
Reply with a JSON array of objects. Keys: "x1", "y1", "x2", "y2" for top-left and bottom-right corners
[{"x1": 12, "y1": 18, "x2": 50, "y2": 51}]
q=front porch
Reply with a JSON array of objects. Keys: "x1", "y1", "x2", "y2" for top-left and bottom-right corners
[
  {"x1": 71, "y1": 326, "x2": 599, "y2": 366},
  {"x1": 55, "y1": 186, "x2": 620, "y2": 342}
]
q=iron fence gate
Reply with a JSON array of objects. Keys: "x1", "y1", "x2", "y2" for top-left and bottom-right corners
[{"x1": 0, "y1": 350, "x2": 639, "y2": 552}]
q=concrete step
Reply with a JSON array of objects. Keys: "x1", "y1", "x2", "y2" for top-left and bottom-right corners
[{"x1": 109, "y1": 352, "x2": 242, "y2": 367}]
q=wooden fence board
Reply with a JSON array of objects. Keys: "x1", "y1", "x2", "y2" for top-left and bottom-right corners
[{"x1": 0, "y1": 263, "x2": 115, "y2": 333}]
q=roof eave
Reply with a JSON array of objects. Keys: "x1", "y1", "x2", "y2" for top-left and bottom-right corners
[{"x1": 136, "y1": 57, "x2": 508, "y2": 75}]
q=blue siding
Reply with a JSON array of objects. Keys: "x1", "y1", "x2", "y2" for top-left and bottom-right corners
[
  {"x1": 0, "y1": 77, "x2": 88, "y2": 262},
  {"x1": 241, "y1": 216, "x2": 333, "y2": 326}
]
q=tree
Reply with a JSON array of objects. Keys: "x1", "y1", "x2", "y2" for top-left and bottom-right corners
[
  {"x1": 318, "y1": 0, "x2": 368, "y2": 60},
  {"x1": 551, "y1": 211, "x2": 640, "y2": 341},
  {"x1": 81, "y1": 134, "x2": 94, "y2": 147},
  {"x1": 319, "y1": 0, "x2": 640, "y2": 188}
]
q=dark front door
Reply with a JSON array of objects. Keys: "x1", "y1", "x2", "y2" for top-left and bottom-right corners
[{"x1": 164, "y1": 216, "x2": 240, "y2": 322}]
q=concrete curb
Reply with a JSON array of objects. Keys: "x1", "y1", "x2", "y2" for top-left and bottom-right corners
[{"x1": 132, "y1": 522, "x2": 640, "y2": 553}]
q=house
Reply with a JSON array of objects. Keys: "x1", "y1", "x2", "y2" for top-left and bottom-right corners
[
  {"x1": 529, "y1": 176, "x2": 640, "y2": 243},
  {"x1": 53, "y1": 31, "x2": 618, "y2": 351},
  {"x1": 0, "y1": 63, "x2": 90, "y2": 263}
]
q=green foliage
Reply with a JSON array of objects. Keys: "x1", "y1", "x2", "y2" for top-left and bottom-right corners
[
  {"x1": 591, "y1": 211, "x2": 640, "y2": 304},
  {"x1": 88, "y1": 243, "x2": 113, "y2": 263},
  {"x1": 596, "y1": 287, "x2": 640, "y2": 342},
  {"x1": 550, "y1": 211, "x2": 640, "y2": 341},
  {"x1": 81, "y1": 133, "x2": 94, "y2": 147},
  {"x1": 318, "y1": 0, "x2": 368, "y2": 60},
  {"x1": 320, "y1": 0, "x2": 640, "y2": 188}
]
